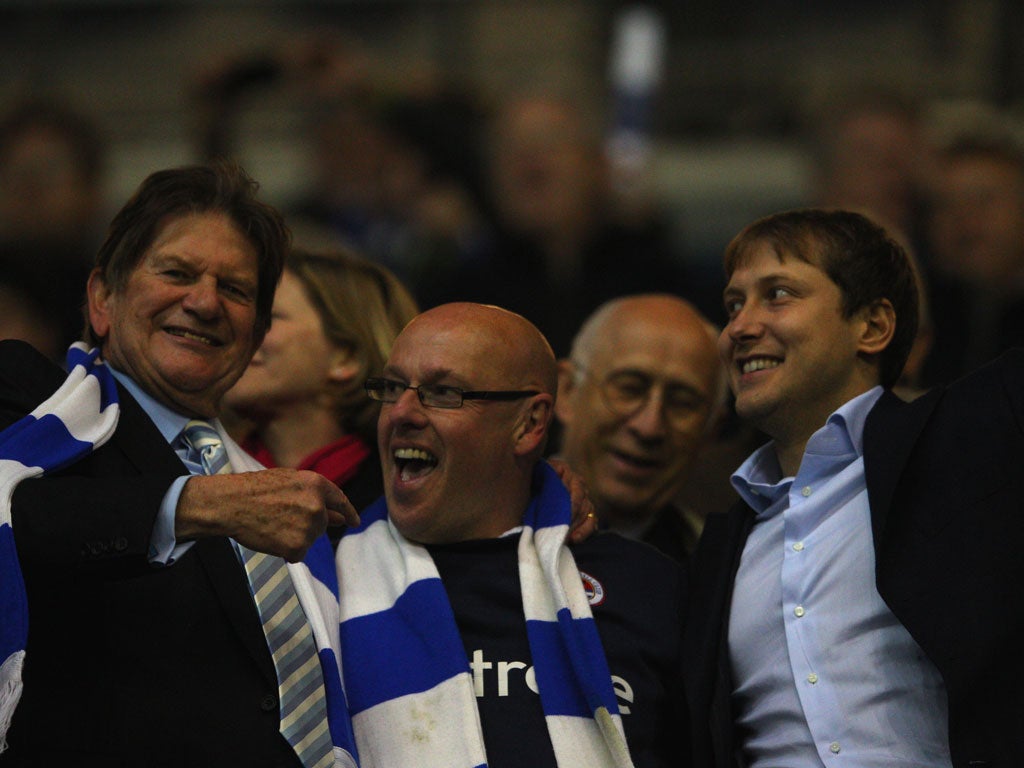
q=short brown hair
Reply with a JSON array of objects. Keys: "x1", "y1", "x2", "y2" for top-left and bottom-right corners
[
  {"x1": 724, "y1": 208, "x2": 918, "y2": 389},
  {"x1": 84, "y1": 159, "x2": 288, "y2": 345}
]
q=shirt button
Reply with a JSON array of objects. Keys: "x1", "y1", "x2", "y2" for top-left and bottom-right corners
[
  {"x1": 830, "y1": 742, "x2": 841, "y2": 754},
  {"x1": 794, "y1": 605, "x2": 805, "y2": 617},
  {"x1": 807, "y1": 673, "x2": 819, "y2": 684},
  {"x1": 801, "y1": 486, "x2": 812, "y2": 497},
  {"x1": 792, "y1": 541, "x2": 804, "y2": 552},
  {"x1": 260, "y1": 694, "x2": 278, "y2": 712}
]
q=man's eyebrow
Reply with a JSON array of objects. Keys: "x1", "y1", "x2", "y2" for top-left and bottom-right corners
[
  {"x1": 611, "y1": 369, "x2": 706, "y2": 394},
  {"x1": 725, "y1": 271, "x2": 806, "y2": 294},
  {"x1": 147, "y1": 252, "x2": 187, "y2": 266},
  {"x1": 380, "y1": 365, "x2": 465, "y2": 386},
  {"x1": 665, "y1": 381, "x2": 708, "y2": 399}
]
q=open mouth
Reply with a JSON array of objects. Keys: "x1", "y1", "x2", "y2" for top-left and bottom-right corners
[
  {"x1": 167, "y1": 327, "x2": 221, "y2": 346},
  {"x1": 740, "y1": 357, "x2": 781, "y2": 374},
  {"x1": 394, "y1": 447, "x2": 438, "y2": 481}
]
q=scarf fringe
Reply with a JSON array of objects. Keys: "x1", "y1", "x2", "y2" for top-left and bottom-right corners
[{"x1": 0, "y1": 651, "x2": 23, "y2": 753}]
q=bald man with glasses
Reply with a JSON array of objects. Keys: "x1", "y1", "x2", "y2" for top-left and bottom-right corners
[
  {"x1": 554, "y1": 294, "x2": 726, "y2": 564},
  {"x1": 340, "y1": 301, "x2": 687, "y2": 768}
]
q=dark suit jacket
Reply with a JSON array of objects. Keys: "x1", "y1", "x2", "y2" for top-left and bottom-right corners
[
  {"x1": 683, "y1": 349, "x2": 1024, "y2": 768},
  {"x1": 1, "y1": 340, "x2": 302, "y2": 768}
]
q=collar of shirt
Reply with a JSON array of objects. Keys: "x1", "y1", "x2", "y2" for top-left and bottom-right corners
[
  {"x1": 108, "y1": 367, "x2": 194, "y2": 445},
  {"x1": 730, "y1": 386, "x2": 884, "y2": 518}
]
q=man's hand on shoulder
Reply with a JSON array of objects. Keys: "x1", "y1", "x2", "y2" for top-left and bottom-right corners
[
  {"x1": 175, "y1": 468, "x2": 360, "y2": 561},
  {"x1": 547, "y1": 458, "x2": 598, "y2": 543}
]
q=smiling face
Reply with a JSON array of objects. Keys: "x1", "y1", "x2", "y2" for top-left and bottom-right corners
[
  {"x1": 87, "y1": 211, "x2": 261, "y2": 417},
  {"x1": 720, "y1": 242, "x2": 880, "y2": 453},
  {"x1": 225, "y1": 269, "x2": 349, "y2": 423},
  {"x1": 556, "y1": 297, "x2": 721, "y2": 527},
  {"x1": 377, "y1": 303, "x2": 554, "y2": 544}
]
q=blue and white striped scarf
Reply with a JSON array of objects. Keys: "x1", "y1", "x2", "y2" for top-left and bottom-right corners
[
  {"x1": 0, "y1": 343, "x2": 119, "y2": 752},
  {"x1": 334, "y1": 462, "x2": 634, "y2": 768}
]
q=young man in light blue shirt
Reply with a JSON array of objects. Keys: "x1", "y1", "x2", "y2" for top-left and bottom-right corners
[{"x1": 684, "y1": 208, "x2": 1024, "y2": 768}]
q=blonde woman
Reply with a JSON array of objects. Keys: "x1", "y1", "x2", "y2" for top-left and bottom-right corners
[{"x1": 226, "y1": 246, "x2": 418, "y2": 526}]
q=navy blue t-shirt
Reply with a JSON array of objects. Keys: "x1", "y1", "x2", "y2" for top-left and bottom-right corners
[{"x1": 428, "y1": 530, "x2": 687, "y2": 768}]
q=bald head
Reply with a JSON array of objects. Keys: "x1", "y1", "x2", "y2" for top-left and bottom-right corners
[
  {"x1": 378, "y1": 302, "x2": 558, "y2": 543},
  {"x1": 403, "y1": 302, "x2": 558, "y2": 396},
  {"x1": 557, "y1": 294, "x2": 724, "y2": 529},
  {"x1": 575, "y1": 294, "x2": 716, "y2": 364}
]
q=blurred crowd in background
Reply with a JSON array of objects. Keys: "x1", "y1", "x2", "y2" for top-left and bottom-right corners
[{"x1": 2, "y1": 2, "x2": 1023, "y2": 518}]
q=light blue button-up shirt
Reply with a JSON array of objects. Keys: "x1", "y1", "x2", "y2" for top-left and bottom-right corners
[
  {"x1": 728, "y1": 386, "x2": 952, "y2": 768},
  {"x1": 110, "y1": 369, "x2": 196, "y2": 565}
]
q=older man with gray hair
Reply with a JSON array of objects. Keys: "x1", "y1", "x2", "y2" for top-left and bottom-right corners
[{"x1": 554, "y1": 294, "x2": 725, "y2": 563}]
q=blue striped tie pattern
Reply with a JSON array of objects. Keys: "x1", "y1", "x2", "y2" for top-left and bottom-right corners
[{"x1": 181, "y1": 421, "x2": 335, "y2": 768}]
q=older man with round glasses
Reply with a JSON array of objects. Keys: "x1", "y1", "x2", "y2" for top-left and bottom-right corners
[{"x1": 554, "y1": 294, "x2": 726, "y2": 563}]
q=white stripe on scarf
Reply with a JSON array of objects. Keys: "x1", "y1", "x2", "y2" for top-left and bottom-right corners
[
  {"x1": 334, "y1": 462, "x2": 634, "y2": 768},
  {"x1": 0, "y1": 343, "x2": 119, "y2": 752}
]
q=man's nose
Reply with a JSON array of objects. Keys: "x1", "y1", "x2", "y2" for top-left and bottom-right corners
[
  {"x1": 626, "y1": 388, "x2": 668, "y2": 439},
  {"x1": 384, "y1": 385, "x2": 428, "y2": 425},
  {"x1": 181, "y1": 278, "x2": 221, "y2": 317},
  {"x1": 726, "y1": 302, "x2": 764, "y2": 341}
]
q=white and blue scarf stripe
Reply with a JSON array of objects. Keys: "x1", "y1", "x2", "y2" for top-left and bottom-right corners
[
  {"x1": 0, "y1": 343, "x2": 119, "y2": 752},
  {"x1": 335, "y1": 462, "x2": 634, "y2": 768}
]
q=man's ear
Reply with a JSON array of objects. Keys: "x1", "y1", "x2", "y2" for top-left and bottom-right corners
[
  {"x1": 554, "y1": 359, "x2": 577, "y2": 424},
  {"x1": 86, "y1": 268, "x2": 112, "y2": 340},
  {"x1": 513, "y1": 394, "x2": 554, "y2": 457},
  {"x1": 857, "y1": 298, "x2": 897, "y2": 356}
]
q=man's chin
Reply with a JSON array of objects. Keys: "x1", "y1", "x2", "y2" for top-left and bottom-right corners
[{"x1": 156, "y1": 370, "x2": 239, "y2": 416}]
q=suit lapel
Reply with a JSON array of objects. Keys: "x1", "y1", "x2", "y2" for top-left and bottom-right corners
[
  {"x1": 686, "y1": 501, "x2": 757, "y2": 767},
  {"x1": 108, "y1": 384, "x2": 188, "y2": 476},
  {"x1": 113, "y1": 386, "x2": 279, "y2": 687},
  {"x1": 194, "y1": 537, "x2": 279, "y2": 687},
  {"x1": 862, "y1": 388, "x2": 942, "y2": 547}
]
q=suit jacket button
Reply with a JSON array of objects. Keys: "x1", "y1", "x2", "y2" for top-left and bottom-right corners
[
  {"x1": 113, "y1": 536, "x2": 129, "y2": 551},
  {"x1": 260, "y1": 693, "x2": 278, "y2": 712}
]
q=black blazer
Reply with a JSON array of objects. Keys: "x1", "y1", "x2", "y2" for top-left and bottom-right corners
[
  {"x1": 1, "y1": 340, "x2": 301, "y2": 768},
  {"x1": 683, "y1": 349, "x2": 1024, "y2": 768}
]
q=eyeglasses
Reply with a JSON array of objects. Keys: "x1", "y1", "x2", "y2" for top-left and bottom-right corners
[
  {"x1": 573, "y1": 364, "x2": 708, "y2": 429},
  {"x1": 365, "y1": 377, "x2": 540, "y2": 409}
]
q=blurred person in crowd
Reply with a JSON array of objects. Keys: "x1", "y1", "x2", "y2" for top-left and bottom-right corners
[
  {"x1": 1, "y1": 160, "x2": 362, "y2": 766},
  {"x1": 0, "y1": 98, "x2": 108, "y2": 354},
  {"x1": 224, "y1": 245, "x2": 419, "y2": 532},
  {"x1": 451, "y1": 93, "x2": 687, "y2": 356},
  {"x1": 805, "y1": 87, "x2": 932, "y2": 255},
  {"x1": 191, "y1": 35, "x2": 491, "y2": 309},
  {"x1": 684, "y1": 208, "x2": 1024, "y2": 768},
  {"x1": 554, "y1": 294, "x2": 725, "y2": 563},
  {"x1": 921, "y1": 130, "x2": 1024, "y2": 385},
  {"x1": 0, "y1": 250, "x2": 65, "y2": 362},
  {"x1": 344, "y1": 301, "x2": 686, "y2": 767}
]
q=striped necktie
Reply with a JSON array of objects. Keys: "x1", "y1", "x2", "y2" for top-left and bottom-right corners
[{"x1": 181, "y1": 420, "x2": 335, "y2": 768}]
